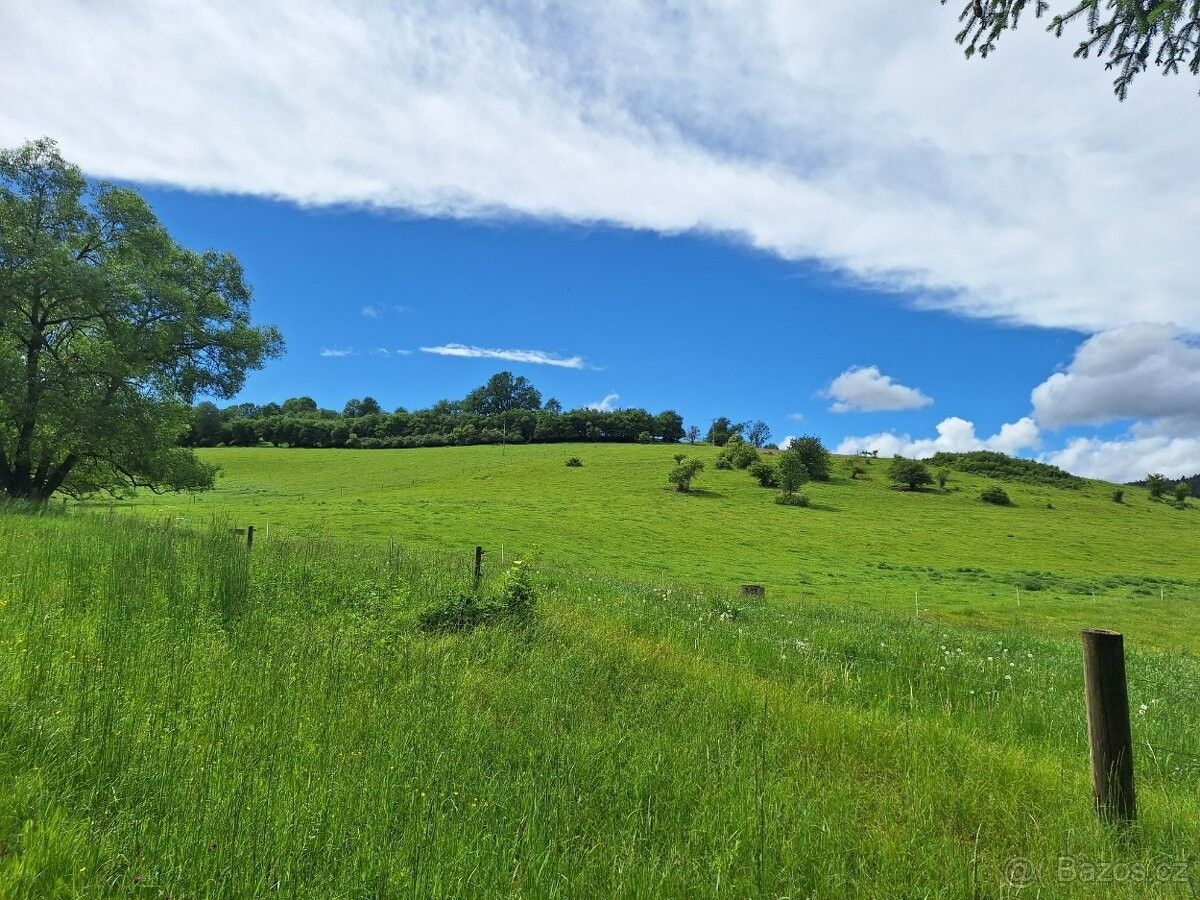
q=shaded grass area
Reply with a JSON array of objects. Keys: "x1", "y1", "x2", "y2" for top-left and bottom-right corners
[
  {"x1": 2, "y1": 508, "x2": 1199, "y2": 897},
  {"x1": 100, "y1": 443, "x2": 1200, "y2": 651}
]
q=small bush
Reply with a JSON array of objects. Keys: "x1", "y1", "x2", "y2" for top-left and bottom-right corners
[
  {"x1": 888, "y1": 457, "x2": 933, "y2": 491},
  {"x1": 417, "y1": 593, "x2": 503, "y2": 633},
  {"x1": 980, "y1": 485, "x2": 1012, "y2": 506},
  {"x1": 782, "y1": 435, "x2": 832, "y2": 481},
  {"x1": 776, "y1": 447, "x2": 811, "y2": 494},
  {"x1": 1111, "y1": 489, "x2": 1124, "y2": 503},
  {"x1": 497, "y1": 559, "x2": 535, "y2": 624},
  {"x1": 418, "y1": 559, "x2": 536, "y2": 633},
  {"x1": 637, "y1": 431, "x2": 654, "y2": 444},
  {"x1": 668, "y1": 457, "x2": 705, "y2": 492},
  {"x1": 717, "y1": 437, "x2": 759, "y2": 469},
  {"x1": 748, "y1": 460, "x2": 777, "y2": 487},
  {"x1": 1144, "y1": 473, "x2": 1168, "y2": 499},
  {"x1": 1022, "y1": 578, "x2": 1045, "y2": 592},
  {"x1": 775, "y1": 491, "x2": 809, "y2": 507},
  {"x1": 673, "y1": 453, "x2": 686, "y2": 464},
  {"x1": 565, "y1": 457, "x2": 583, "y2": 467}
]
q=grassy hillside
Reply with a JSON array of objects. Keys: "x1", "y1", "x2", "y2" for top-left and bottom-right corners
[
  {"x1": 103, "y1": 444, "x2": 1200, "y2": 650},
  {"x1": 2, "y1": 508, "x2": 1198, "y2": 897}
]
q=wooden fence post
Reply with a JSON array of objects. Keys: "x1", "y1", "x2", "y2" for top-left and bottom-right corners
[
  {"x1": 474, "y1": 545, "x2": 483, "y2": 588},
  {"x1": 246, "y1": 525, "x2": 255, "y2": 550},
  {"x1": 1082, "y1": 628, "x2": 1136, "y2": 824}
]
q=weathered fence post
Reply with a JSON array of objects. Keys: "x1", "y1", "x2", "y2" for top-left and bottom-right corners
[
  {"x1": 474, "y1": 545, "x2": 484, "y2": 589},
  {"x1": 246, "y1": 525, "x2": 255, "y2": 550},
  {"x1": 1082, "y1": 629, "x2": 1136, "y2": 824}
]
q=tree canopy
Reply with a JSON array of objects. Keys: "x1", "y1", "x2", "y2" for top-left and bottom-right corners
[
  {"x1": 944, "y1": 1, "x2": 1200, "y2": 99},
  {"x1": 463, "y1": 371, "x2": 542, "y2": 417},
  {"x1": 0, "y1": 139, "x2": 282, "y2": 501},
  {"x1": 182, "y1": 372, "x2": 687, "y2": 449}
]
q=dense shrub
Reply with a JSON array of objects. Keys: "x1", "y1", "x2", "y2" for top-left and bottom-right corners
[
  {"x1": 776, "y1": 446, "x2": 811, "y2": 494},
  {"x1": 783, "y1": 436, "x2": 831, "y2": 481},
  {"x1": 1146, "y1": 473, "x2": 1169, "y2": 499},
  {"x1": 717, "y1": 436, "x2": 759, "y2": 469},
  {"x1": 980, "y1": 485, "x2": 1012, "y2": 506},
  {"x1": 1111, "y1": 489, "x2": 1124, "y2": 503},
  {"x1": 888, "y1": 457, "x2": 933, "y2": 492},
  {"x1": 668, "y1": 457, "x2": 705, "y2": 492},
  {"x1": 417, "y1": 593, "x2": 504, "y2": 633},
  {"x1": 417, "y1": 560, "x2": 536, "y2": 633},
  {"x1": 565, "y1": 457, "x2": 583, "y2": 467},
  {"x1": 927, "y1": 451, "x2": 1083, "y2": 488},
  {"x1": 748, "y1": 460, "x2": 777, "y2": 487}
]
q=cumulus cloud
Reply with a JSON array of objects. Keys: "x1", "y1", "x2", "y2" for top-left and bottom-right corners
[
  {"x1": 1041, "y1": 432, "x2": 1200, "y2": 484},
  {"x1": 826, "y1": 365, "x2": 933, "y2": 413},
  {"x1": 587, "y1": 393, "x2": 620, "y2": 412},
  {"x1": 320, "y1": 347, "x2": 357, "y2": 358},
  {"x1": 835, "y1": 416, "x2": 1040, "y2": 458},
  {"x1": 420, "y1": 343, "x2": 585, "y2": 369},
  {"x1": 1032, "y1": 324, "x2": 1200, "y2": 431},
  {"x1": 3, "y1": 2, "x2": 1198, "y2": 331}
]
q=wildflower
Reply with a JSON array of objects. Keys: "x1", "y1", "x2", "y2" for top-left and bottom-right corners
[{"x1": 1138, "y1": 703, "x2": 1149, "y2": 716}]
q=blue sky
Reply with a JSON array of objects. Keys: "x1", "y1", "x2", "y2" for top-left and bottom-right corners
[
  {"x1": 3, "y1": 1, "x2": 1199, "y2": 481},
  {"x1": 142, "y1": 184, "x2": 1082, "y2": 451}
]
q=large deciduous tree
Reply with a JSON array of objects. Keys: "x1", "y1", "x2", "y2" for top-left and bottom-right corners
[
  {"x1": 0, "y1": 139, "x2": 282, "y2": 502},
  {"x1": 463, "y1": 371, "x2": 542, "y2": 417},
  {"x1": 944, "y1": 1, "x2": 1200, "y2": 100}
]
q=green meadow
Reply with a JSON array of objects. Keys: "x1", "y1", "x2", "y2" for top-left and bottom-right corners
[
  {"x1": 110, "y1": 444, "x2": 1200, "y2": 651},
  {"x1": 5, "y1": 443, "x2": 1200, "y2": 896},
  {"x1": 2, "y1": 506, "x2": 1199, "y2": 898}
]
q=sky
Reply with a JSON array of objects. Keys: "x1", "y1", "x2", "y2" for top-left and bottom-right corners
[{"x1": 2, "y1": 0, "x2": 1198, "y2": 482}]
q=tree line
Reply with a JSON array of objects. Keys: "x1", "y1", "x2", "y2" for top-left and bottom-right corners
[{"x1": 183, "y1": 371, "x2": 687, "y2": 449}]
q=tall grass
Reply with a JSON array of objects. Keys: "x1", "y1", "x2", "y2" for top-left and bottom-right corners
[{"x1": 1, "y1": 506, "x2": 1198, "y2": 897}]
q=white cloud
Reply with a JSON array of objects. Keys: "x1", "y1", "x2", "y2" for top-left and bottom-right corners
[
  {"x1": 370, "y1": 347, "x2": 390, "y2": 356},
  {"x1": 3, "y1": 2, "x2": 1198, "y2": 331},
  {"x1": 786, "y1": 412, "x2": 804, "y2": 422},
  {"x1": 420, "y1": 343, "x2": 585, "y2": 369},
  {"x1": 826, "y1": 365, "x2": 933, "y2": 413},
  {"x1": 394, "y1": 349, "x2": 412, "y2": 356},
  {"x1": 1041, "y1": 432, "x2": 1200, "y2": 484},
  {"x1": 320, "y1": 347, "x2": 357, "y2": 358},
  {"x1": 587, "y1": 392, "x2": 620, "y2": 412},
  {"x1": 1032, "y1": 324, "x2": 1200, "y2": 431},
  {"x1": 361, "y1": 305, "x2": 382, "y2": 319},
  {"x1": 835, "y1": 416, "x2": 1040, "y2": 458}
]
